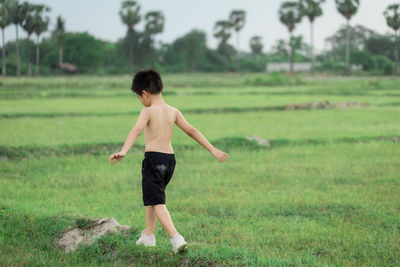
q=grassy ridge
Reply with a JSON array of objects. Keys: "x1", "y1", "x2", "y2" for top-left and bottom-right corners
[
  {"x1": 1, "y1": 108, "x2": 399, "y2": 146},
  {"x1": 1, "y1": 135, "x2": 399, "y2": 160},
  {"x1": 0, "y1": 74, "x2": 399, "y2": 100}
]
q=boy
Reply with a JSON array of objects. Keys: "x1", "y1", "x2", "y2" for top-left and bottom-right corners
[{"x1": 108, "y1": 69, "x2": 230, "y2": 254}]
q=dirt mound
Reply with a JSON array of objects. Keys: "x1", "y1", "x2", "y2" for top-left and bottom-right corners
[
  {"x1": 246, "y1": 134, "x2": 271, "y2": 147},
  {"x1": 284, "y1": 101, "x2": 370, "y2": 110},
  {"x1": 380, "y1": 136, "x2": 400, "y2": 143},
  {"x1": 56, "y1": 217, "x2": 131, "y2": 253}
]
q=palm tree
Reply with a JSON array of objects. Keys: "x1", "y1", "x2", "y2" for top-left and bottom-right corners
[
  {"x1": 214, "y1": 20, "x2": 232, "y2": 50},
  {"x1": 9, "y1": 0, "x2": 27, "y2": 76},
  {"x1": 22, "y1": 2, "x2": 37, "y2": 76},
  {"x1": 33, "y1": 5, "x2": 49, "y2": 76},
  {"x1": 54, "y1": 15, "x2": 65, "y2": 64},
  {"x1": 335, "y1": 0, "x2": 360, "y2": 74},
  {"x1": 250, "y1": 36, "x2": 263, "y2": 55},
  {"x1": 290, "y1": 35, "x2": 304, "y2": 61},
  {"x1": 119, "y1": 0, "x2": 140, "y2": 72},
  {"x1": 384, "y1": 4, "x2": 400, "y2": 74},
  {"x1": 144, "y1": 11, "x2": 165, "y2": 68},
  {"x1": 299, "y1": 0, "x2": 325, "y2": 73},
  {"x1": 229, "y1": 10, "x2": 246, "y2": 71},
  {"x1": 0, "y1": 0, "x2": 12, "y2": 76},
  {"x1": 279, "y1": 1, "x2": 303, "y2": 74}
]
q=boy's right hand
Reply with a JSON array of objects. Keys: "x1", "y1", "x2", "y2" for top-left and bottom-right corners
[
  {"x1": 211, "y1": 148, "x2": 230, "y2": 163},
  {"x1": 109, "y1": 151, "x2": 126, "y2": 164}
]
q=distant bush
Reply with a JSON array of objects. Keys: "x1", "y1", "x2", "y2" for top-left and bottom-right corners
[
  {"x1": 372, "y1": 55, "x2": 395, "y2": 75},
  {"x1": 238, "y1": 56, "x2": 268, "y2": 72},
  {"x1": 317, "y1": 52, "x2": 395, "y2": 75},
  {"x1": 317, "y1": 60, "x2": 346, "y2": 72},
  {"x1": 351, "y1": 50, "x2": 395, "y2": 75},
  {"x1": 244, "y1": 72, "x2": 304, "y2": 86}
]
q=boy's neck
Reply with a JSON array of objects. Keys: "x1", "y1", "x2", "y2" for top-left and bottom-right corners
[{"x1": 149, "y1": 93, "x2": 164, "y2": 106}]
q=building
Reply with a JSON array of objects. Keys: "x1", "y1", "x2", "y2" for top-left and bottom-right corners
[{"x1": 265, "y1": 62, "x2": 362, "y2": 72}]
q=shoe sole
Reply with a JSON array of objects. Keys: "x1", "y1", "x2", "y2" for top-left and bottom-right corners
[
  {"x1": 175, "y1": 243, "x2": 188, "y2": 254},
  {"x1": 136, "y1": 242, "x2": 156, "y2": 247}
]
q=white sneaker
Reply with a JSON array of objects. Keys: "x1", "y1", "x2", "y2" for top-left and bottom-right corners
[
  {"x1": 170, "y1": 232, "x2": 188, "y2": 254},
  {"x1": 136, "y1": 230, "x2": 156, "y2": 247}
]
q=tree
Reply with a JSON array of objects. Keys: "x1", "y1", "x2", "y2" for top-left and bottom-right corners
[
  {"x1": 174, "y1": 30, "x2": 207, "y2": 71},
  {"x1": 271, "y1": 37, "x2": 309, "y2": 62},
  {"x1": 62, "y1": 32, "x2": 105, "y2": 72},
  {"x1": 33, "y1": 5, "x2": 49, "y2": 76},
  {"x1": 272, "y1": 39, "x2": 290, "y2": 58},
  {"x1": 54, "y1": 15, "x2": 65, "y2": 64},
  {"x1": 279, "y1": 1, "x2": 303, "y2": 74},
  {"x1": 0, "y1": 0, "x2": 12, "y2": 76},
  {"x1": 365, "y1": 34, "x2": 398, "y2": 61},
  {"x1": 229, "y1": 10, "x2": 246, "y2": 71},
  {"x1": 325, "y1": 24, "x2": 376, "y2": 51},
  {"x1": 144, "y1": 11, "x2": 165, "y2": 68},
  {"x1": 384, "y1": 4, "x2": 400, "y2": 74},
  {"x1": 250, "y1": 36, "x2": 263, "y2": 55},
  {"x1": 9, "y1": 0, "x2": 27, "y2": 76},
  {"x1": 289, "y1": 35, "x2": 304, "y2": 62},
  {"x1": 22, "y1": 2, "x2": 38, "y2": 76},
  {"x1": 335, "y1": 0, "x2": 360, "y2": 74},
  {"x1": 119, "y1": 0, "x2": 140, "y2": 72},
  {"x1": 299, "y1": 0, "x2": 325, "y2": 73},
  {"x1": 161, "y1": 29, "x2": 209, "y2": 72},
  {"x1": 214, "y1": 20, "x2": 233, "y2": 56}
]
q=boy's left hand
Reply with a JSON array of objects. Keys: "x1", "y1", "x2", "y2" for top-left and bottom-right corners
[
  {"x1": 211, "y1": 148, "x2": 230, "y2": 163},
  {"x1": 109, "y1": 151, "x2": 126, "y2": 164}
]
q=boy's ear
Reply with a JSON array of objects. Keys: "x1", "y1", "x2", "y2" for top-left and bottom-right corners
[{"x1": 142, "y1": 90, "x2": 149, "y2": 97}]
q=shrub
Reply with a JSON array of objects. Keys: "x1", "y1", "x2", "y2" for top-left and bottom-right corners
[
  {"x1": 372, "y1": 55, "x2": 395, "y2": 75},
  {"x1": 244, "y1": 72, "x2": 304, "y2": 86},
  {"x1": 317, "y1": 60, "x2": 346, "y2": 72}
]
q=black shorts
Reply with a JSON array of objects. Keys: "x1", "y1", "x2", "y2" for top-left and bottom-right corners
[{"x1": 141, "y1": 151, "x2": 176, "y2": 206}]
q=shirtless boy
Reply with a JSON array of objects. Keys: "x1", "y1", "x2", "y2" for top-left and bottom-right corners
[{"x1": 108, "y1": 69, "x2": 230, "y2": 253}]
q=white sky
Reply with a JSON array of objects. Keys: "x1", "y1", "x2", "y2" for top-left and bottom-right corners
[{"x1": 2, "y1": 0, "x2": 396, "y2": 53}]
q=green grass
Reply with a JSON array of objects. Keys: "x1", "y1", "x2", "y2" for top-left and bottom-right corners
[
  {"x1": 1, "y1": 143, "x2": 399, "y2": 266},
  {"x1": 1, "y1": 73, "x2": 399, "y2": 266}
]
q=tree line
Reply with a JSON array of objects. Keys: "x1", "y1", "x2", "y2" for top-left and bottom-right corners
[
  {"x1": 278, "y1": 0, "x2": 400, "y2": 74},
  {"x1": 0, "y1": 0, "x2": 399, "y2": 76},
  {"x1": 0, "y1": 0, "x2": 65, "y2": 76}
]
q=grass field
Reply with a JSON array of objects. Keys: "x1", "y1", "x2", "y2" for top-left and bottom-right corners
[{"x1": 1, "y1": 73, "x2": 399, "y2": 266}]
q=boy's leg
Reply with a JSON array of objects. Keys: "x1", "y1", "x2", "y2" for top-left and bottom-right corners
[
  {"x1": 144, "y1": 205, "x2": 157, "y2": 235},
  {"x1": 154, "y1": 204, "x2": 178, "y2": 238}
]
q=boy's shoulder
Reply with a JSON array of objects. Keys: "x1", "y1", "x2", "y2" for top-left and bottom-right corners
[
  {"x1": 143, "y1": 103, "x2": 180, "y2": 113},
  {"x1": 140, "y1": 104, "x2": 180, "y2": 118},
  {"x1": 166, "y1": 103, "x2": 179, "y2": 112}
]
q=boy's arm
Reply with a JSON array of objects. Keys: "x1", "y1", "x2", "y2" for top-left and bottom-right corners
[
  {"x1": 109, "y1": 108, "x2": 150, "y2": 164},
  {"x1": 175, "y1": 109, "x2": 229, "y2": 163}
]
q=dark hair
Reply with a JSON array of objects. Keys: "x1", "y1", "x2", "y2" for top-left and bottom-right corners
[{"x1": 131, "y1": 69, "x2": 163, "y2": 96}]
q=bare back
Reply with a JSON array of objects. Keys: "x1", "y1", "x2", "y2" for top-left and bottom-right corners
[{"x1": 144, "y1": 103, "x2": 177, "y2": 154}]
